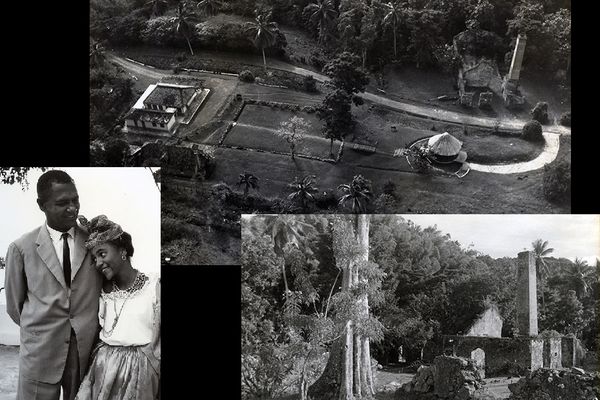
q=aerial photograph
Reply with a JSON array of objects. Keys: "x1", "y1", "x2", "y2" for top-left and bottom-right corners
[{"x1": 89, "y1": 0, "x2": 570, "y2": 264}]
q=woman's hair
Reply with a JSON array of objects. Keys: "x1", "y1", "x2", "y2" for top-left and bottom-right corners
[{"x1": 109, "y1": 231, "x2": 135, "y2": 258}]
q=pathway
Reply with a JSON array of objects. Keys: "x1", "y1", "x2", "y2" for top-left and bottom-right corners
[
  {"x1": 469, "y1": 132, "x2": 560, "y2": 173},
  {"x1": 108, "y1": 53, "x2": 569, "y2": 174}
]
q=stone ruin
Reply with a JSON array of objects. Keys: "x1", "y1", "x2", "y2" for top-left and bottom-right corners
[
  {"x1": 501, "y1": 34, "x2": 526, "y2": 109},
  {"x1": 398, "y1": 356, "x2": 490, "y2": 400},
  {"x1": 508, "y1": 367, "x2": 600, "y2": 400},
  {"x1": 442, "y1": 251, "x2": 586, "y2": 377}
]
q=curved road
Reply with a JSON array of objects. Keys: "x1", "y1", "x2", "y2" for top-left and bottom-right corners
[{"x1": 108, "y1": 52, "x2": 569, "y2": 174}]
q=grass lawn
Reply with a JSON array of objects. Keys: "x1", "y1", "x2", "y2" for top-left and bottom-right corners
[
  {"x1": 352, "y1": 104, "x2": 545, "y2": 164},
  {"x1": 224, "y1": 104, "x2": 339, "y2": 160}
]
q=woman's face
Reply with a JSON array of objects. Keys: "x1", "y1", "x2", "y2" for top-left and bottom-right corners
[{"x1": 91, "y1": 241, "x2": 125, "y2": 280}]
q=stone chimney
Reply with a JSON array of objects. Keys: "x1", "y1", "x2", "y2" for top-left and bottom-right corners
[
  {"x1": 516, "y1": 250, "x2": 538, "y2": 336},
  {"x1": 507, "y1": 34, "x2": 527, "y2": 82}
]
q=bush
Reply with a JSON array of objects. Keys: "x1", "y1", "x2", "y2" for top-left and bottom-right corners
[
  {"x1": 239, "y1": 70, "x2": 255, "y2": 83},
  {"x1": 559, "y1": 111, "x2": 571, "y2": 127},
  {"x1": 521, "y1": 120, "x2": 544, "y2": 142},
  {"x1": 382, "y1": 179, "x2": 397, "y2": 196},
  {"x1": 543, "y1": 159, "x2": 571, "y2": 204},
  {"x1": 303, "y1": 75, "x2": 318, "y2": 92},
  {"x1": 531, "y1": 101, "x2": 549, "y2": 124}
]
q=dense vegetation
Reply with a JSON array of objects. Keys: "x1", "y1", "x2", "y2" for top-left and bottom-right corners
[
  {"x1": 242, "y1": 215, "x2": 597, "y2": 399},
  {"x1": 91, "y1": 0, "x2": 571, "y2": 78}
]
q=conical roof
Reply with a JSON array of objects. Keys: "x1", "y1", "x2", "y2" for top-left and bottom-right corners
[{"x1": 427, "y1": 132, "x2": 462, "y2": 156}]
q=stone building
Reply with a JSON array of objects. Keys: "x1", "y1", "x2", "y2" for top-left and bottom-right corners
[{"x1": 442, "y1": 251, "x2": 585, "y2": 377}]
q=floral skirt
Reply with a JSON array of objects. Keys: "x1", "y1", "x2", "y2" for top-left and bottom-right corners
[{"x1": 75, "y1": 343, "x2": 159, "y2": 400}]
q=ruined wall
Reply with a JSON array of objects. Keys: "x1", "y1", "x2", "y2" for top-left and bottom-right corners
[
  {"x1": 543, "y1": 337, "x2": 562, "y2": 369},
  {"x1": 443, "y1": 336, "x2": 543, "y2": 376},
  {"x1": 561, "y1": 336, "x2": 586, "y2": 368},
  {"x1": 466, "y1": 306, "x2": 503, "y2": 338}
]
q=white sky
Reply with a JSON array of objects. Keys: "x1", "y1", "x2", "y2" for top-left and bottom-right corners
[
  {"x1": 1, "y1": 168, "x2": 160, "y2": 304},
  {"x1": 404, "y1": 214, "x2": 599, "y2": 265}
]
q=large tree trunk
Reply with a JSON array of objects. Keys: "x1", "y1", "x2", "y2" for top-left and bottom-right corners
[{"x1": 308, "y1": 215, "x2": 375, "y2": 400}]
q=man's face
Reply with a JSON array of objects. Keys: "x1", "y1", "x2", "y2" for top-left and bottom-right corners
[{"x1": 38, "y1": 182, "x2": 80, "y2": 232}]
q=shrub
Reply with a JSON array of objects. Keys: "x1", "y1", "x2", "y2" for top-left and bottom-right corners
[
  {"x1": 382, "y1": 179, "x2": 397, "y2": 196},
  {"x1": 303, "y1": 75, "x2": 318, "y2": 92},
  {"x1": 559, "y1": 111, "x2": 571, "y2": 127},
  {"x1": 162, "y1": 217, "x2": 185, "y2": 243},
  {"x1": 521, "y1": 120, "x2": 544, "y2": 142},
  {"x1": 239, "y1": 70, "x2": 255, "y2": 83},
  {"x1": 543, "y1": 160, "x2": 571, "y2": 204},
  {"x1": 531, "y1": 102, "x2": 549, "y2": 124},
  {"x1": 315, "y1": 189, "x2": 338, "y2": 210},
  {"x1": 310, "y1": 51, "x2": 326, "y2": 70}
]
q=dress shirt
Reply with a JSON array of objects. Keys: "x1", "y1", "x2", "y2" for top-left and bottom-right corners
[{"x1": 46, "y1": 223, "x2": 75, "y2": 276}]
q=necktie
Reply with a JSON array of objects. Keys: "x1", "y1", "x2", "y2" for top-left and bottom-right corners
[{"x1": 62, "y1": 233, "x2": 71, "y2": 288}]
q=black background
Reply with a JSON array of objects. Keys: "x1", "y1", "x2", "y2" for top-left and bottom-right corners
[{"x1": 1, "y1": 2, "x2": 594, "y2": 398}]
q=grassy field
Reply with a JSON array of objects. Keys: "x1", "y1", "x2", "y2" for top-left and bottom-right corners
[{"x1": 223, "y1": 105, "x2": 338, "y2": 160}]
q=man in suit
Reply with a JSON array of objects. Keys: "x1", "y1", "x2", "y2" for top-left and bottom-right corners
[{"x1": 5, "y1": 170, "x2": 102, "y2": 400}]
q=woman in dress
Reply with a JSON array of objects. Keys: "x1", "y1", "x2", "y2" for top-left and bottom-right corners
[{"x1": 75, "y1": 215, "x2": 160, "y2": 400}]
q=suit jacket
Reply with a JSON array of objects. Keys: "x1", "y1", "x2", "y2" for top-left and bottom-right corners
[{"x1": 5, "y1": 223, "x2": 102, "y2": 384}]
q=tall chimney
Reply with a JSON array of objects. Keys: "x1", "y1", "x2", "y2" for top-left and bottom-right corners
[
  {"x1": 516, "y1": 250, "x2": 538, "y2": 336},
  {"x1": 507, "y1": 34, "x2": 527, "y2": 82}
]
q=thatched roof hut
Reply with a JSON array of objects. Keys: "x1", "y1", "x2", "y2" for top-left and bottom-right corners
[{"x1": 427, "y1": 133, "x2": 463, "y2": 163}]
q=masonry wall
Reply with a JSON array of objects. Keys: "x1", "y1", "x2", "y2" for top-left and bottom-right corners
[
  {"x1": 443, "y1": 336, "x2": 542, "y2": 376},
  {"x1": 466, "y1": 307, "x2": 503, "y2": 338}
]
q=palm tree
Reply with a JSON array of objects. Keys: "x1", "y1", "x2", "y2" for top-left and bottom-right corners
[
  {"x1": 197, "y1": 0, "x2": 222, "y2": 17},
  {"x1": 382, "y1": 1, "x2": 402, "y2": 59},
  {"x1": 288, "y1": 175, "x2": 319, "y2": 211},
  {"x1": 145, "y1": 0, "x2": 168, "y2": 18},
  {"x1": 531, "y1": 239, "x2": 554, "y2": 309},
  {"x1": 304, "y1": 0, "x2": 337, "y2": 45},
  {"x1": 338, "y1": 174, "x2": 373, "y2": 213},
  {"x1": 248, "y1": 13, "x2": 279, "y2": 72},
  {"x1": 176, "y1": 2, "x2": 199, "y2": 55},
  {"x1": 568, "y1": 258, "x2": 594, "y2": 298},
  {"x1": 263, "y1": 215, "x2": 317, "y2": 298},
  {"x1": 237, "y1": 172, "x2": 259, "y2": 198},
  {"x1": 89, "y1": 40, "x2": 106, "y2": 68}
]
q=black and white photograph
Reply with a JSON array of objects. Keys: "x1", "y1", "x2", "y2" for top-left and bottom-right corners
[
  {"x1": 241, "y1": 214, "x2": 598, "y2": 400},
  {"x1": 88, "y1": 0, "x2": 572, "y2": 265},
  {"x1": 0, "y1": 168, "x2": 161, "y2": 400}
]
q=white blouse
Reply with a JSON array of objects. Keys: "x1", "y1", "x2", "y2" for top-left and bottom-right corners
[{"x1": 98, "y1": 273, "x2": 159, "y2": 346}]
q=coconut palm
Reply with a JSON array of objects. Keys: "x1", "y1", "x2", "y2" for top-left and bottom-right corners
[
  {"x1": 288, "y1": 175, "x2": 319, "y2": 211},
  {"x1": 248, "y1": 13, "x2": 279, "y2": 72},
  {"x1": 338, "y1": 174, "x2": 373, "y2": 213},
  {"x1": 237, "y1": 172, "x2": 259, "y2": 198},
  {"x1": 567, "y1": 258, "x2": 594, "y2": 298},
  {"x1": 197, "y1": 0, "x2": 222, "y2": 17},
  {"x1": 532, "y1": 239, "x2": 554, "y2": 278},
  {"x1": 382, "y1": 1, "x2": 402, "y2": 59},
  {"x1": 304, "y1": 0, "x2": 337, "y2": 45},
  {"x1": 531, "y1": 239, "x2": 554, "y2": 309},
  {"x1": 176, "y1": 2, "x2": 199, "y2": 55}
]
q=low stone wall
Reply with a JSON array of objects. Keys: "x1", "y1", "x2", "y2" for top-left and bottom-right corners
[
  {"x1": 443, "y1": 336, "x2": 542, "y2": 376},
  {"x1": 508, "y1": 368, "x2": 600, "y2": 400}
]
